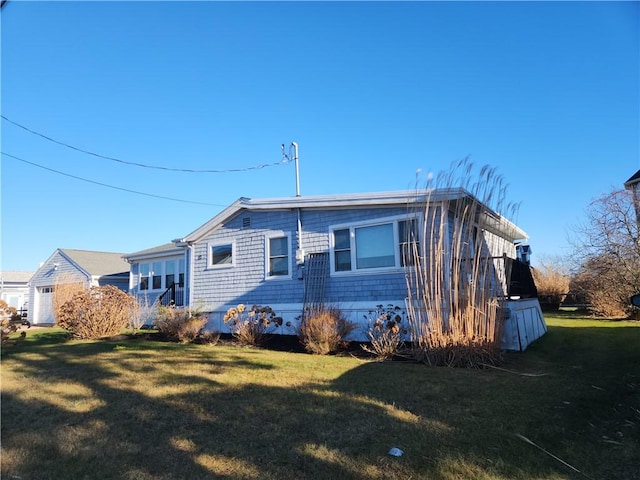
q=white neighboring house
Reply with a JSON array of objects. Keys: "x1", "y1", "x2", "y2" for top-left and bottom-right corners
[
  {"x1": 28, "y1": 249, "x2": 130, "y2": 325},
  {"x1": 1, "y1": 271, "x2": 34, "y2": 316}
]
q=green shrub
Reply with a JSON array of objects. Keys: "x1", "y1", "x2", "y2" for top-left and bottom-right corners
[
  {"x1": 155, "y1": 306, "x2": 208, "y2": 343},
  {"x1": 224, "y1": 304, "x2": 281, "y2": 346},
  {"x1": 361, "y1": 304, "x2": 407, "y2": 360},
  {"x1": 56, "y1": 285, "x2": 135, "y2": 339},
  {"x1": 298, "y1": 306, "x2": 355, "y2": 355}
]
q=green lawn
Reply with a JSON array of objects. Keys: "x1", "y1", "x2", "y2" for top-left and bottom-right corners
[{"x1": 1, "y1": 317, "x2": 638, "y2": 480}]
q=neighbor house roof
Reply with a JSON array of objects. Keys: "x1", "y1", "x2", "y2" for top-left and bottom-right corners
[
  {"x1": 59, "y1": 249, "x2": 129, "y2": 277},
  {"x1": 0, "y1": 271, "x2": 34, "y2": 284},
  {"x1": 178, "y1": 188, "x2": 528, "y2": 245},
  {"x1": 123, "y1": 243, "x2": 185, "y2": 262},
  {"x1": 624, "y1": 169, "x2": 640, "y2": 189}
]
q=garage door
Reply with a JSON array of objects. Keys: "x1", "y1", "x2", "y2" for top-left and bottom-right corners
[{"x1": 34, "y1": 286, "x2": 55, "y2": 325}]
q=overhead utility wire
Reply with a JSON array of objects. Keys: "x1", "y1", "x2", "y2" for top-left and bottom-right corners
[
  {"x1": 2, "y1": 152, "x2": 225, "y2": 206},
  {"x1": 1, "y1": 115, "x2": 291, "y2": 173}
]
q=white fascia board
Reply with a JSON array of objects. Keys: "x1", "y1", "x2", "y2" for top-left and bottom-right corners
[
  {"x1": 479, "y1": 210, "x2": 528, "y2": 243},
  {"x1": 181, "y1": 189, "x2": 472, "y2": 244},
  {"x1": 244, "y1": 188, "x2": 468, "y2": 210},
  {"x1": 181, "y1": 198, "x2": 248, "y2": 244},
  {"x1": 124, "y1": 248, "x2": 186, "y2": 263}
]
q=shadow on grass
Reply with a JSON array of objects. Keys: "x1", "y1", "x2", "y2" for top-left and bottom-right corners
[{"x1": 1, "y1": 323, "x2": 639, "y2": 480}]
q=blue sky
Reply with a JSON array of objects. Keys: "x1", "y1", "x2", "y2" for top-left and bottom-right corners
[{"x1": 1, "y1": 1, "x2": 638, "y2": 272}]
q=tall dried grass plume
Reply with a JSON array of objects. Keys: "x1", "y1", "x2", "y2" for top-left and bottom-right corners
[{"x1": 406, "y1": 158, "x2": 520, "y2": 367}]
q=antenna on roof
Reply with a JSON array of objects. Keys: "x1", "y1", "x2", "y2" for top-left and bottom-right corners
[{"x1": 282, "y1": 142, "x2": 300, "y2": 197}]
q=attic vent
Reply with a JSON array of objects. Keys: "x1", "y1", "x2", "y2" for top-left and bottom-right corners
[{"x1": 242, "y1": 217, "x2": 251, "y2": 229}]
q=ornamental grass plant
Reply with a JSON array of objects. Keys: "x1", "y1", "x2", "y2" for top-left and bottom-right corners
[
  {"x1": 299, "y1": 305, "x2": 355, "y2": 355},
  {"x1": 406, "y1": 159, "x2": 519, "y2": 367}
]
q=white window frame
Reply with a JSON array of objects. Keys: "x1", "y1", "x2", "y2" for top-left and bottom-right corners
[
  {"x1": 329, "y1": 215, "x2": 420, "y2": 276},
  {"x1": 265, "y1": 232, "x2": 292, "y2": 280},
  {"x1": 208, "y1": 241, "x2": 236, "y2": 269},
  {"x1": 139, "y1": 258, "x2": 186, "y2": 291}
]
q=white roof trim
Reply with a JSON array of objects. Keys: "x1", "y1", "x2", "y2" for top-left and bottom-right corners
[{"x1": 179, "y1": 188, "x2": 527, "y2": 244}]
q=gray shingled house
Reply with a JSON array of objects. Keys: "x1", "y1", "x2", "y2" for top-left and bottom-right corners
[{"x1": 125, "y1": 189, "x2": 546, "y2": 349}]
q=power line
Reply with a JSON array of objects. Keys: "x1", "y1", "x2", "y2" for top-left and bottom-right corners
[
  {"x1": 1, "y1": 115, "x2": 291, "y2": 173},
  {"x1": 2, "y1": 151, "x2": 227, "y2": 206}
]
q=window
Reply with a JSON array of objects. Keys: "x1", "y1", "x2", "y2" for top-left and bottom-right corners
[
  {"x1": 209, "y1": 243, "x2": 234, "y2": 268},
  {"x1": 399, "y1": 218, "x2": 419, "y2": 266},
  {"x1": 165, "y1": 261, "x2": 176, "y2": 287},
  {"x1": 139, "y1": 258, "x2": 186, "y2": 291},
  {"x1": 355, "y1": 223, "x2": 395, "y2": 269},
  {"x1": 178, "y1": 258, "x2": 185, "y2": 286},
  {"x1": 140, "y1": 264, "x2": 150, "y2": 291},
  {"x1": 152, "y1": 262, "x2": 162, "y2": 290},
  {"x1": 331, "y1": 217, "x2": 419, "y2": 274},
  {"x1": 334, "y1": 228, "x2": 351, "y2": 271},
  {"x1": 267, "y1": 235, "x2": 289, "y2": 277}
]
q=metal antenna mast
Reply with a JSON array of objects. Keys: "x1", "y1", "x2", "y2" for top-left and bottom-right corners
[{"x1": 281, "y1": 142, "x2": 300, "y2": 197}]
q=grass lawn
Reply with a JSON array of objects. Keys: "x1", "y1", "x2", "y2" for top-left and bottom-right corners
[{"x1": 1, "y1": 316, "x2": 638, "y2": 480}]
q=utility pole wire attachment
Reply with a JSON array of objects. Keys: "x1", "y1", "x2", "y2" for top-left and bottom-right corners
[{"x1": 281, "y1": 142, "x2": 300, "y2": 197}]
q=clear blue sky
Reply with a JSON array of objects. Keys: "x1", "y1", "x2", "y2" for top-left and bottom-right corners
[{"x1": 1, "y1": 1, "x2": 638, "y2": 272}]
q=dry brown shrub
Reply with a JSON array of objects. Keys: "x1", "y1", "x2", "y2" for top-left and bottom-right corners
[
  {"x1": 1, "y1": 300, "x2": 21, "y2": 344},
  {"x1": 155, "y1": 306, "x2": 208, "y2": 343},
  {"x1": 224, "y1": 304, "x2": 281, "y2": 346},
  {"x1": 362, "y1": 304, "x2": 407, "y2": 360},
  {"x1": 531, "y1": 261, "x2": 570, "y2": 308},
  {"x1": 53, "y1": 273, "x2": 85, "y2": 323},
  {"x1": 299, "y1": 306, "x2": 355, "y2": 355},
  {"x1": 56, "y1": 285, "x2": 135, "y2": 339}
]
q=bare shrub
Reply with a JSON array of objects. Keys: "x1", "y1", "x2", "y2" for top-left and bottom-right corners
[
  {"x1": 197, "y1": 330, "x2": 221, "y2": 345},
  {"x1": 531, "y1": 260, "x2": 570, "y2": 310},
  {"x1": 224, "y1": 304, "x2": 281, "y2": 346},
  {"x1": 571, "y1": 254, "x2": 631, "y2": 318},
  {"x1": 361, "y1": 304, "x2": 407, "y2": 360},
  {"x1": 130, "y1": 296, "x2": 157, "y2": 333},
  {"x1": 1, "y1": 300, "x2": 22, "y2": 344},
  {"x1": 53, "y1": 273, "x2": 85, "y2": 323},
  {"x1": 299, "y1": 305, "x2": 355, "y2": 355},
  {"x1": 406, "y1": 159, "x2": 516, "y2": 367},
  {"x1": 56, "y1": 285, "x2": 135, "y2": 339},
  {"x1": 155, "y1": 306, "x2": 208, "y2": 343}
]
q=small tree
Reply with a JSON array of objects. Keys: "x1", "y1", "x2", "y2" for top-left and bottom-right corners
[
  {"x1": 56, "y1": 285, "x2": 136, "y2": 339},
  {"x1": 570, "y1": 188, "x2": 640, "y2": 318}
]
